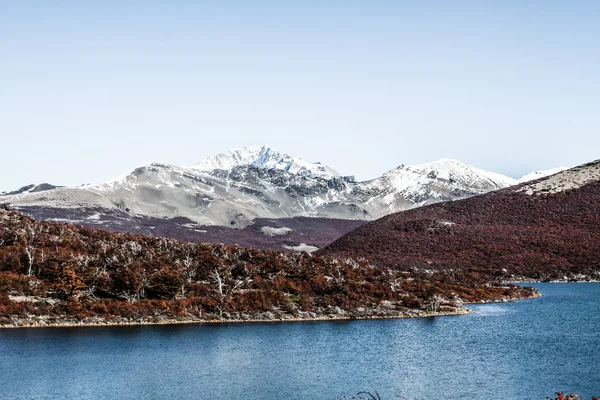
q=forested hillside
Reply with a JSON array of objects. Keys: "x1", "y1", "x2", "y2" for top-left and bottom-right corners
[{"x1": 0, "y1": 208, "x2": 536, "y2": 327}]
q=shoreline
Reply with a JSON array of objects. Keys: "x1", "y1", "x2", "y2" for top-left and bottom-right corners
[
  {"x1": 1, "y1": 309, "x2": 474, "y2": 330},
  {"x1": 463, "y1": 290, "x2": 543, "y2": 305},
  {"x1": 510, "y1": 279, "x2": 600, "y2": 283},
  {"x1": 1, "y1": 292, "x2": 545, "y2": 330}
]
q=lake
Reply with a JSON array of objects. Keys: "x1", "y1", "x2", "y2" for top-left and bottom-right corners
[{"x1": 1, "y1": 283, "x2": 599, "y2": 400}]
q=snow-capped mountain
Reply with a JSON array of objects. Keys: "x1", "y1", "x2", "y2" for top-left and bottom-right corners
[
  {"x1": 358, "y1": 159, "x2": 517, "y2": 214},
  {"x1": 193, "y1": 145, "x2": 341, "y2": 180},
  {"x1": 1, "y1": 146, "x2": 547, "y2": 232}
]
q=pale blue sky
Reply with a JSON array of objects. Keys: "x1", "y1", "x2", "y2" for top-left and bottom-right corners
[{"x1": 1, "y1": 1, "x2": 599, "y2": 191}]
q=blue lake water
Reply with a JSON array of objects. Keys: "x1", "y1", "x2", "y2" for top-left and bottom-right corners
[{"x1": 1, "y1": 283, "x2": 599, "y2": 400}]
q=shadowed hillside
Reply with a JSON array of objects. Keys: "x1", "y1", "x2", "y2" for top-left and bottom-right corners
[{"x1": 11, "y1": 206, "x2": 367, "y2": 253}]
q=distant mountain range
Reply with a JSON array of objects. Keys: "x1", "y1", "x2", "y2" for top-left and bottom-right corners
[
  {"x1": 320, "y1": 160, "x2": 600, "y2": 280},
  {"x1": 0, "y1": 145, "x2": 569, "y2": 252}
]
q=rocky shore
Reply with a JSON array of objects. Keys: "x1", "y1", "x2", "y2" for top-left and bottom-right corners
[
  {"x1": 463, "y1": 290, "x2": 542, "y2": 304},
  {"x1": 1, "y1": 308, "x2": 473, "y2": 329},
  {"x1": 1, "y1": 289, "x2": 544, "y2": 329}
]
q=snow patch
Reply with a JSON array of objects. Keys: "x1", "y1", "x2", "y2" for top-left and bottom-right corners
[
  {"x1": 261, "y1": 226, "x2": 293, "y2": 236},
  {"x1": 283, "y1": 243, "x2": 319, "y2": 253}
]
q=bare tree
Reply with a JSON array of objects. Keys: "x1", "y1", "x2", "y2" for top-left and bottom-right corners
[
  {"x1": 210, "y1": 268, "x2": 244, "y2": 321},
  {"x1": 427, "y1": 295, "x2": 444, "y2": 313},
  {"x1": 211, "y1": 269, "x2": 226, "y2": 320},
  {"x1": 20, "y1": 223, "x2": 37, "y2": 276},
  {"x1": 180, "y1": 253, "x2": 196, "y2": 283}
]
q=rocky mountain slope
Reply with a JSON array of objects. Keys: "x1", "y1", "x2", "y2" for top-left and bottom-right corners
[
  {"x1": 320, "y1": 160, "x2": 600, "y2": 280},
  {"x1": 0, "y1": 145, "x2": 554, "y2": 252},
  {"x1": 2, "y1": 146, "x2": 517, "y2": 225}
]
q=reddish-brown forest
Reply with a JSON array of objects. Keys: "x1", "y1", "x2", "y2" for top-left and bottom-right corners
[
  {"x1": 322, "y1": 171, "x2": 600, "y2": 281},
  {"x1": 0, "y1": 208, "x2": 536, "y2": 327}
]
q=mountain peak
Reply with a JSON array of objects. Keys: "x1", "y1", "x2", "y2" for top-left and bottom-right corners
[
  {"x1": 193, "y1": 145, "x2": 266, "y2": 171},
  {"x1": 385, "y1": 158, "x2": 517, "y2": 189},
  {"x1": 192, "y1": 145, "x2": 340, "y2": 179}
]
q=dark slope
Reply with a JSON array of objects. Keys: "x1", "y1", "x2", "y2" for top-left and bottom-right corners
[
  {"x1": 10, "y1": 206, "x2": 366, "y2": 252},
  {"x1": 320, "y1": 161, "x2": 600, "y2": 280},
  {"x1": 1, "y1": 183, "x2": 61, "y2": 196}
]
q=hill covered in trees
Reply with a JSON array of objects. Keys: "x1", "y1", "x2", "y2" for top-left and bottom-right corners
[
  {"x1": 0, "y1": 208, "x2": 536, "y2": 327},
  {"x1": 321, "y1": 160, "x2": 600, "y2": 281}
]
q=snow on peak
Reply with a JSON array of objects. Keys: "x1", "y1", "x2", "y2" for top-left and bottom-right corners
[
  {"x1": 409, "y1": 159, "x2": 517, "y2": 187},
  {"x1": 383, "y1": 158, "x2": 517, "y2": 191},
  {"x1": 517, "y1": 167, "x2": 569, "y2": 183},
  {"x1": 194, "y1": 145, "x2": 265, "y2": 171},
  {"x1": 193, "y1": 145, "x2": 340, "y2": 179}
]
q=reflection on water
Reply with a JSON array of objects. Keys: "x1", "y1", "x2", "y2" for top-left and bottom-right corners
[{"x1": 470, "y1": 304, "x2": 512, "y2": 316}]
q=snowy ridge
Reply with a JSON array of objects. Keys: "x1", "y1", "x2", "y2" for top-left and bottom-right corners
[
  {"x1": 357, "y1": 159, "x2": 517, "y2": 214},
  {"x1": 378, "y1": 159, "x2": 516, "y2": 192},
  {"x1": 193, "y1": 145, "x2": 340, "y2": 180},
  {"x1": 2, "y1": 145, "x2": 571, "y2": 229},
  {"x1": 409, "y1": 159, "x2": 517, "y2": 188},
  {"x1": 193, "y1": 146, "x2": 264, "y2": 171}
]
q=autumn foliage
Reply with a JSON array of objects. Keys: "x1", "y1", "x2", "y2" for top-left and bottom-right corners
[{"x1": 0, "y1": 209, "x2": 535, "y2": 326}]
